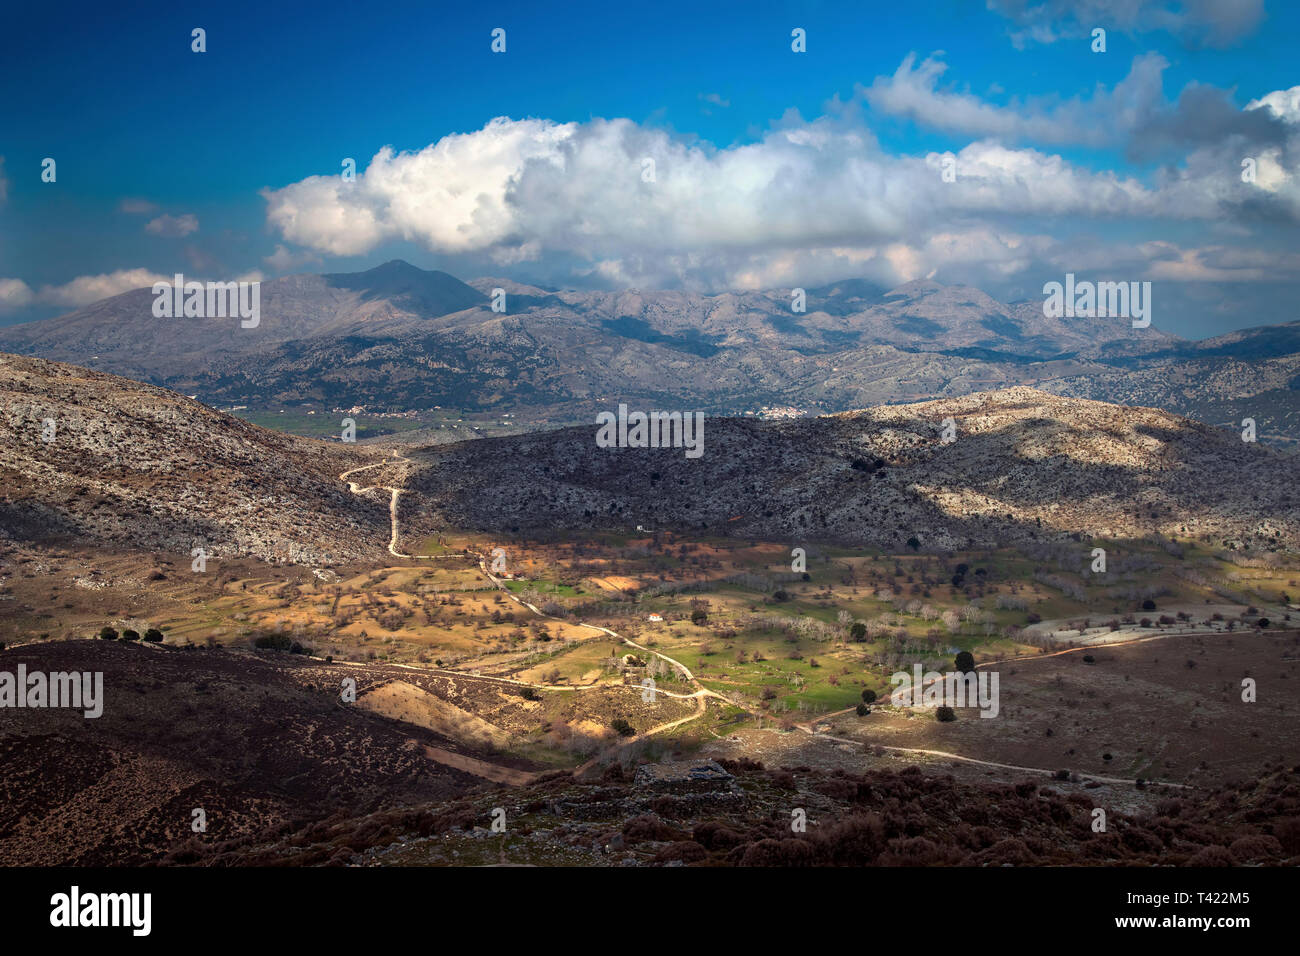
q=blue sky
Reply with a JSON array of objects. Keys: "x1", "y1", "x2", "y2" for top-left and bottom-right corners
[{"x1": 2, "y1": 0, "x2": 1298, "y2": 337}]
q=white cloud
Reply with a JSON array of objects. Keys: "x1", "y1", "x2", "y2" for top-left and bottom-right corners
[
  {"x1": 264, "y1": 116, "x2": 1156, "y2": 265},
  {"x1": 263, "y1": 243, "x2": 322, "y2": 273},
  {"x1": 35, "y1": 269, "x2": 171, "y2": 308},
  {"x1": 863, "y1": 52, "x2": 1169, "y2": 146},
  {"x1": 0, "y1": 278, "x2": 34, "y2": 312},
  {"x1": 260, "y1": 89, "x2": 1300, "y2": 291},
  {"x1": 1246, "y1": 86, "x2": 1300, "y2": 124},
  {"x1": 145, "y1": 213, "x2": 199, "y2": 237},
  {"x1": 1140, "y1": 242, "x2": 1300, "y2": 281}
]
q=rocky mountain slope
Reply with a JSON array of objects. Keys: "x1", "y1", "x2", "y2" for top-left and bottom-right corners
[
  {"x1": 0, "y1": 353, "x2": 387, "y2": 564},
  {"x1": 2, "y1": 353, "x2": 1294, "y2": 560},
  {"x1": 404, "y1": 387, "x2": 1299, "y2": 551}
]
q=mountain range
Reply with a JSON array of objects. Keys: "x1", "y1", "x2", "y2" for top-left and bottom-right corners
[{"x1": 3, "y1": 260, "x2": 1297, "y2": 445}]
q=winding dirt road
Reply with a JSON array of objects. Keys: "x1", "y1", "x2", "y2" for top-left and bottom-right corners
[
  {"x1": 338, "y1": 453, "x2": 1191, "y2": 788},
  {"x1": 338, "y1": 452, "x2": 721, "y2": 771}
]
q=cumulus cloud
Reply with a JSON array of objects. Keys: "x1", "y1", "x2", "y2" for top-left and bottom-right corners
[
  {"x1": 144, "y1": 213, "x2": 199, "y2": 237},
  {"x1": 265, "y1": 117, "x2": 1137, "y2": 264},
  {"x1": 0, "y1": 278, "x2": 34, "y2": 312},
  {"x1": 263, "y1": 243, "x2": 323, "y2": 273},
  {"x1": 259, "y1": 64, "x2": 1300, "y2": 291},
  {"x1": 35, "y1": 269, "x2": 171, "y2": 308},
  {"x1": 987, "y1": 0, "x2": 1265, "y2": 49},
  {"x1": 1247, "y1": 86, "x2": 1300, "y2": 123}
]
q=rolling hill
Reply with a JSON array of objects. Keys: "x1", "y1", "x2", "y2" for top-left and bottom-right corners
[{"x1": 401, "y1": 387, "x2": 1300, "y2": 552}]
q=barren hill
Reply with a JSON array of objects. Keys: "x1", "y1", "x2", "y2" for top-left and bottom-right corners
[
  {"x1": 404, "y1": 387, "x2": 1299, "y2": 551},
  {"x1": 0, "y1": 640, "x2": 493, "y2": 865},
  {"x1": 0, "y1": 353, "x2": 387, "y2": 564}
]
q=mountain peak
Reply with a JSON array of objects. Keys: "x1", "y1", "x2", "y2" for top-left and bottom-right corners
[
  {"x1": 323, "y1": 261, "x2": 484, "y2": 314},
  {"x1": 884, "y1": 278, "x2": 947, "y2": 298}
]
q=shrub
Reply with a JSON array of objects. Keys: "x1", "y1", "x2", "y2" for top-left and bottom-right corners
[
  {"x1": 520, "y1": 686, "x2": 539, "y2": 701},
  {"x1": 1185, "y1": 845, "x2": 1235, "y2": 867},
  {"x1": 98, "y1": 626, "x2": 118, "y2": 641},
  {"x1": 861, "y1": 688, "x2": 877, "y2": 703},
  {"x1": 954, "y1": 651, "x2": 975, "y2": 673},
  {"x1": 1229, "y1": 834, "x2": 1282, "y2": 862},
  {"x1": 820, "y1": 814, "x2": 887, "y2": 865},
  {"x1": 850, "y1": 622, "x2": 867, "y2": 642},
  {"x1": 253, "y1": 632, "x2": 294, "y2": 651},
  {"x1": 691, "y1": 608, "x2": 708, "y2": 625},
  {"x1": 739, "y1": 838, "x2": 816, "y2": 867},
  {"x1": 1275, "y1": 818, "x2": 1300, "y2": 854},
  {"x1": 693, "y1": 821, "x2": 744, "y2": 850},
  {"x1": 855, "y1": 703, "x2": 870, "y2": 717},
  {"x1": 611, "y1": 718, "x2": 635, "y2": 737},
  {"x1": 972, "y1": 838, "x2": 1035, "y2": 865},
  {"x1": 623, "y1": 814, "x2": 684, "y2": 844},
  {"x1": 936, "y1": 706, "x2": 956, "y2": 722},
  {"x1": 121, "y1": 629, "x2": 140, "y2": 642},
  {"x1": 143, "y1": 628, "x2": 164, "y2": 643}
]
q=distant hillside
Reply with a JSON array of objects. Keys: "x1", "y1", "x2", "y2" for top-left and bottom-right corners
[
  {"x1": 0, "y1": 353, "x2": 387, "y2": 563},
  {"x1": 403, "y1": 387, "x2": 1298, "y2": 551},
  {"x1": 0, "y1": 261, "x2": 485, "y2": 384}
]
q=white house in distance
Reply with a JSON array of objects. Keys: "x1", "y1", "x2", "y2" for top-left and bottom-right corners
[{"x1": 648, "y1": 614, "x2": 664, "y2": 623}]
